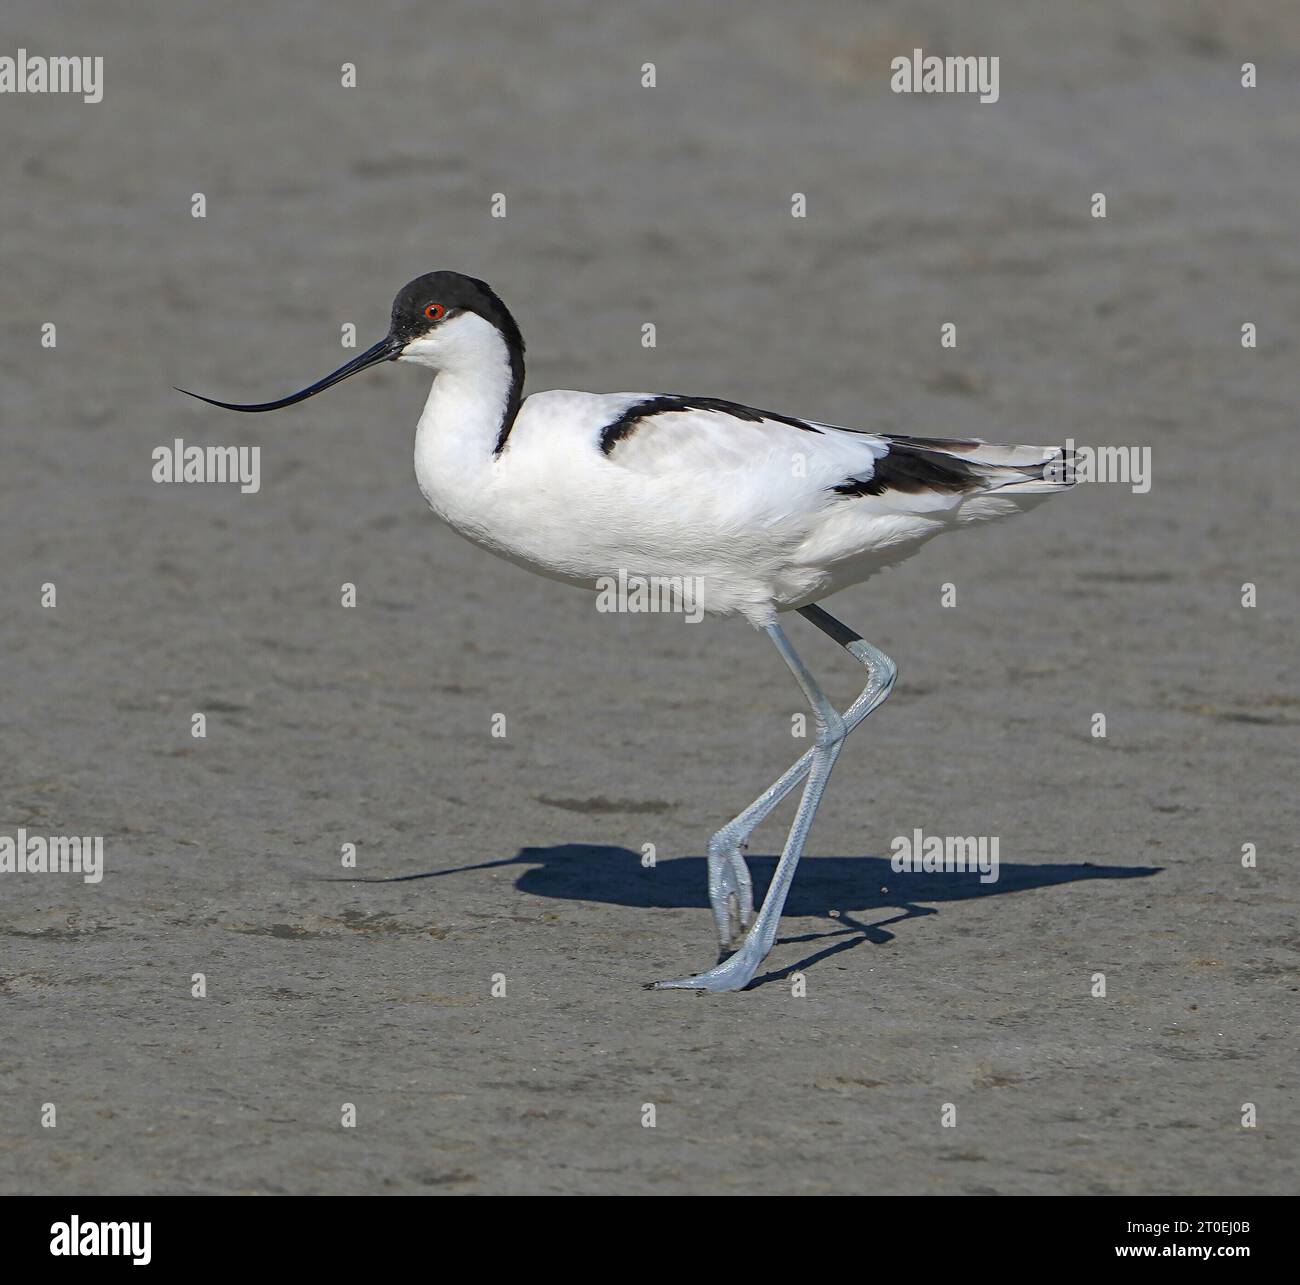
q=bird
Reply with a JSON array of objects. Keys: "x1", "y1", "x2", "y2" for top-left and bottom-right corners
[{"x1": 179, "y1": 270, "x2": 1075, "y2": 993}]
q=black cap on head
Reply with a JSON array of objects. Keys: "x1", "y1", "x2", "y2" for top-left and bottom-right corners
[{"x1": 390, "y1": 271, "x2": 524, "y2": 355}]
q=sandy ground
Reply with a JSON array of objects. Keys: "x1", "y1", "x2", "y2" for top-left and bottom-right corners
[{"x1": 1, "y1": 0, "x2": 1297, "y2": 1195}]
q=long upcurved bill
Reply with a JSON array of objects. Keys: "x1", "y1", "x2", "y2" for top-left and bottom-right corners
[{"x1": 175, "y1": 335, "x2": 401, "y2": 413}]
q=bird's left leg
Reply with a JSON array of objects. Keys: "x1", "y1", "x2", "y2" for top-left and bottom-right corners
[
  {"x1": 650, "y1": 621, "x2": 845, "y2": 993},
  {"x1": 705, "y1": 605, "x2": 896, "y2": 951}
]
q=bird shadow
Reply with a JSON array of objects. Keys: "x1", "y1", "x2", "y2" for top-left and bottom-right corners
[{"x1": 332, "y1": 845, "x2": 1161, "y2": 990}]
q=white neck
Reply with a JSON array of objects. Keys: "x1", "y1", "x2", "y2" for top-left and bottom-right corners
[{"x1": 411, "y1": 313, "x2": 521, "y2": 509}]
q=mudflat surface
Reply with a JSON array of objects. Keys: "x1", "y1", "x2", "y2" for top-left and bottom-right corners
[{"x1": 1, "y1": 1, "x2": 1296, "y2": 1194}]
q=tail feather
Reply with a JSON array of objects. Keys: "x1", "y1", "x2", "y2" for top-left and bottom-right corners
[
  {"x1": 842, "y1": 436, "x2": 1075, "y2": 497},
  {"x1": 900, "y1": 436, "x2": 1075, "y2": 488},
  {"x1": 831, "y1": 435, "x2": 1076, "y2": 522},
  {"x1": 885, "y1": 433, "x2": 1065, "y2": 472}
]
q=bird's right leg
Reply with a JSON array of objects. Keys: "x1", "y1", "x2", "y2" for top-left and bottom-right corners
[{"x1": 707, "y1": 604, "x2": 896, "y2": 952}]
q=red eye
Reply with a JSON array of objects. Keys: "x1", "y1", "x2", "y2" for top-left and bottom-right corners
[{"x1": 424, "y1": 303, "x2": 446, "y2": 321}]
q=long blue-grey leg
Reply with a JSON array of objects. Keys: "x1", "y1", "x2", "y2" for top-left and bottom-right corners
[
  {"x1": 653, "y1": 609, "x2": 894, "y2": 992},
  {"x1": 706, "y1": 604, "x2": 897, "y2": 951}
]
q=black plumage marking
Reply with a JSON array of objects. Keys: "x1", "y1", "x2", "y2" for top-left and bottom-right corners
[
  {"x1": 599, "y1": 395, "x2": 823, "y2": 456},
  {"x1": 833, "y1": 441, "x2": 986, "y2": 498},
  {"x1": 389, "y1": 271, "x2": 527, "y2": 456}
]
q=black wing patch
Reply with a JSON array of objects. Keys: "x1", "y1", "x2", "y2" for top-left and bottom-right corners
[
  {"x1": 599, "y1": 395, "x2": 823, "y2": 456},
  {"x1": 833, "y1": 441, "x2": 986, "y2": 498}
]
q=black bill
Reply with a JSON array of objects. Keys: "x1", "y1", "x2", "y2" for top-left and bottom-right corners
[{"x1": 175, "y1": 334, "x2": 402, "y2": 413}]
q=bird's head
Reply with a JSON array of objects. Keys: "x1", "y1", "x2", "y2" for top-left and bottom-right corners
[{"x1": 176, "y1": 270, "x2": 523, "y2": 412}]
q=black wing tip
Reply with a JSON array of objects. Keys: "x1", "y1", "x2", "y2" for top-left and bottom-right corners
[{"x1": 834, "y1": 441, "x2": 986, "y2": 499}]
